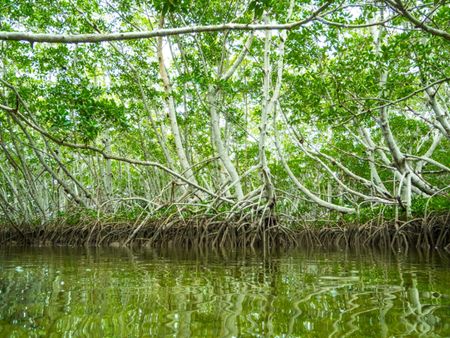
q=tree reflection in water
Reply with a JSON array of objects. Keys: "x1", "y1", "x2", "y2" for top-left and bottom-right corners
[{"x1": 0, "y1": 247, "x2": 449, "y2": 337}]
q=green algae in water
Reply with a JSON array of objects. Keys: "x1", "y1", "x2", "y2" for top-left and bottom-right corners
[{"x1": 1, "y1": 248, "x2": 450, "y2": 337}]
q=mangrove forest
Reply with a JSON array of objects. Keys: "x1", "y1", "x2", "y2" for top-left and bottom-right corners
[
  {"x1": 0, "y1": 0, "x2": 449, "y2": 249},
  {"x1": 1, "y1": 1, "x2": 450, "y2": 337}
]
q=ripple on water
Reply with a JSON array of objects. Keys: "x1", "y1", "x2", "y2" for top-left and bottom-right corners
[{"x1": 0, "y1": 248, "x2": 450, "y2": 337}]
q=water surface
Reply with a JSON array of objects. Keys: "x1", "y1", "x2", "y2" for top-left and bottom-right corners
[{"x1": 1, "y1": 247, "x2": 449, "y2": 337}]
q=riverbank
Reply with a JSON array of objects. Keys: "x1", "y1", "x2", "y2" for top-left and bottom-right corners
[{"x1": 1, "y1": 212, "x2": 449, "y2": 251}]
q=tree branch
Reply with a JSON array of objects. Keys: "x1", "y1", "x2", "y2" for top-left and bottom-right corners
[{"x1": 0, "y1": 2, "x2": 331, "y2": 44}]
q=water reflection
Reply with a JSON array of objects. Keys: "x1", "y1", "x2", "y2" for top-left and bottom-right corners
[{"x1": 0, "y1": 247, "x2": 449, "y2": 337}]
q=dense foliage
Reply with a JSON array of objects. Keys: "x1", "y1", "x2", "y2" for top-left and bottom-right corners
[{"x1": 0, "y1": 0, "x2": 449, "y2": 231}]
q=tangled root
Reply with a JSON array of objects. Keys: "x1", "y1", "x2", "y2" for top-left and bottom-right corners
[
  {"x1": 1, "y1": 213, "x2": 448, "y2": 251},
  {"x1": 0, "y1": 214, "x2": 297, "y2": 249}
]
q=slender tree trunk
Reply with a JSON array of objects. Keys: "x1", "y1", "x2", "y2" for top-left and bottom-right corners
[
  {"x1": 157, "y1": 15, "x2": 197, "y2": 185},
  {"x1": 208, "y1": 85, "x2": 244, "y2": 200},
  {"x1": 426, "y1": 88, "x2": 450, "y2": 138},
  {"x1": 259, "y1": 14, "x2": 275, "y2": 207}
]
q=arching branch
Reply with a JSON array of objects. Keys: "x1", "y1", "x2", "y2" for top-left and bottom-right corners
[{"x1": 0, "y1": 2, "x2": 331, "y2": 44}]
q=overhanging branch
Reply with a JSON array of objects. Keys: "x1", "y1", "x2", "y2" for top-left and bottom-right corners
[{"x1": 0, "y1": 2, "x2": 331, "y2": 44}]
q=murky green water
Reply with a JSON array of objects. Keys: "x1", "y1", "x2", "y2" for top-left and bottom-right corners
[{"x1": 0, "y1": 248, "x2": 449, "y2": 337}]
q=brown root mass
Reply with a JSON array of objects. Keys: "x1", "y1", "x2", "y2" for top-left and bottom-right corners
[{"x1": 1, "y1": 213, "x2": 449, "y2": 252}]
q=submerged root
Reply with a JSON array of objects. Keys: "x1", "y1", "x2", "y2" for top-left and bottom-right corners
[
  {"x1": 296, "y1": 213, "x2": 450, "y2": 252},
  {"x1": 0, "y1": 213, "x2": 448, "y2": 251},
  {"x1": 0, "y1": 213, "x2": 297, "y2": 249}
]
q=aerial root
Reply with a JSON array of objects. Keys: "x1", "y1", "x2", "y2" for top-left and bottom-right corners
[{"x1": 0, "y1": 213, "x2": 448, "y2": 250}]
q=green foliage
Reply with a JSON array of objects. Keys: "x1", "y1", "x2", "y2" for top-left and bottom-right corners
[
  {"x1": 30, "y1": 79, "x2": 128, "y2": 142},
  {"x1": 0, "y1": 0, "x2": 448, "y2": 230}
]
